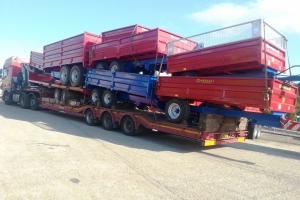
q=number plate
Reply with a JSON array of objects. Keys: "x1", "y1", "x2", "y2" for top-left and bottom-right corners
[{"x1": 220, "y1": 133, "x2": 229, "y2": 138}]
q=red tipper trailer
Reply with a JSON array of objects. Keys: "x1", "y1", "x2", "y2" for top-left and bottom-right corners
[
  {"x1": 156, "y1": 76, "x2": 297, "y2": 113},
  {"x1": 43, "y1": 32, "x2": 102, "y2": 72},
  {"x1": 166, "y1": 19, "x2": 287, "y2": 75},
  {"x1": 89, "y1": 28, "x2": 187, "y2": 67},
  {"x1": 29, "y1": 51, "x2": 43, "y2": 70},
  {"x1": 102, "y1": 24, "x2": 150, "y2": 42}
]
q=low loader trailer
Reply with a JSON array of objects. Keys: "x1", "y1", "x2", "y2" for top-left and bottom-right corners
[{"x1": 1, "y1": 60, "x2": 296, "y2": 146}]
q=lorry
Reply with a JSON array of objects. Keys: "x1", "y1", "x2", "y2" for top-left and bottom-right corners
[{"x1": 0, "y1": 19, "x2": 298, "y2": 146}]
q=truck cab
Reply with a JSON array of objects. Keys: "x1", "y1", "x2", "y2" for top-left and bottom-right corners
[{"x1": 1, "y1": 56, "x2": 28, "y2": 103}]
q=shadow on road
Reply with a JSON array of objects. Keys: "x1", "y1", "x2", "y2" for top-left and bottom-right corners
[{"x1": 1, "y1": 100, "x2": 299, "y2": 163}]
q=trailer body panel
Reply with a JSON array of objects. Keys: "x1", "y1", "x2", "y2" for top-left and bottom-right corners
[{"x1": 43, "y1": 32, "x2": 102, "y2": 71}]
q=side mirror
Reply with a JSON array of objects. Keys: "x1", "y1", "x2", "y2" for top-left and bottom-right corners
[{"x1": 0, "y1": 75, "x2": 2, "y2": 79}]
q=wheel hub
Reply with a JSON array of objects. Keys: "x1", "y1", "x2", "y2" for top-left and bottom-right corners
[
  {"x1": 168, "y1": 103, "x2": 180, "y2": 119},
  {"x1": 60, "y1": 69, "x2": 67, "y2": 82},
  {"x1": 104, "y1": 94, "x2": 111, "y2": 104},
  {"x1": 71, "y1": 70, "x2": 78, "y2": 83}
]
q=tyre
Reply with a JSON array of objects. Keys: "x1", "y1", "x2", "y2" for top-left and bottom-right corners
[
  {"x1": 4, "y1": 92, "x2": 12, "y2": 105},
  {"x1": 96, "y1": 62, "x2": 109, "y2": 70},
  {"x1": 29, "y1": 94, "x2": 39, "y2": 110},
  {"x1": 255, "y1": 125, "x2": 262, "y2": 139},
  {"x1": 101, "y1": 112, "x2": 113, "y2": 130},
  {"x1": 20, "y1": 93, "x2": 29, "y2": 109},
  {"x1": 90, "y1": 88, "x2": 102, "y2": 106},
  {"x1": 69, "y1": 65, "x2": 84, "y2": 87},
  {"x1": 102, "y1": 90, "x2": 117, "y2": 108},
  {"x1": 60, "y1": 66, "x2": 71, "y2": 86},
  {"x1": 182, "y1": 100, "x2": 191, "y2": 121},
  {"x1": 85, "y1": 109, "x2": 95, "y2": 126},
  {"x1": 165, "y1": 99, "x2": 189, "y2": 123},
  {"x1": 109, "y1": 60, "x2": 124, "y2": 72},
  {"x1": 61, "y1": 90, "x2": 78, "y2": 105},
  {"x1": 247, "y1": 124, "x2": 258, "y2": 139},
  {"x1": 121, "y1": 116, "x2": 136, "y2": 136},
  {"x1": 54, "y1": 88, "x2": 62, "y2": 100},
  {"x1": 181, "y1": 71, "x2": 197, "y2": 76}
]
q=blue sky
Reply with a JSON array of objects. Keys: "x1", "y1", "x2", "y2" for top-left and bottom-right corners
[{"x1": 0, "y1": 0, "x2": 299, "y2": 74}]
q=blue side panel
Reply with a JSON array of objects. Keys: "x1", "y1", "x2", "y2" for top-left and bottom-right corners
[{"x1": 85, "y1": 69, "x2": 157, "y2": 99}]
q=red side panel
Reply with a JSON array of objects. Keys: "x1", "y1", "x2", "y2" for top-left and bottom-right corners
[
  {"x1": 30, "y1": 51, "x2": 43, "y2": 69},
  {"x1": 102, "y1": 24, "x2": 150, "y2": 42},
  {"x1": 261, "y1": 39, "x2": 286, "y2": 72},
  {"x1": 90, "y1": 28, "x2": 184, "y2": 64},
  {"x1": 156, "y1": 76, "x2": 297, "y2": 113},
  {"x1": 166, "y1": 37, "x2": 286, "y2": 75},
  {"x1": 43, "y1": 32, "x2": 101, "y2": 71}
]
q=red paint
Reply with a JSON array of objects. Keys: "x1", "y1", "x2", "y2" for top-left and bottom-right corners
[
  {"x1": 102, "y1": 24, "x2": 150, "y2": 42},
  {"x1": 90, "y1": 28, "x2": 185, "y2": 66},
  {"x1": 30, "y1": 51, "x2": 43, "y2": 69},
  {"x1": 43, "y1": 32, "x2": 102, "y2": 72},
  {"x1": 156, "y1": 76, "x2": 297, "y2": 113},
  {"x1": 167, "y1": 38, "x2": 286, "y2": 75}
]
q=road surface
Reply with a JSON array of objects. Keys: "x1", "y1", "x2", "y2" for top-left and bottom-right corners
[{"x1": 0, "y1": 100, "x2": 300, "y2": 200}]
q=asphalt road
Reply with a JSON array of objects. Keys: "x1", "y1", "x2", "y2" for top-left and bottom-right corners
[{"x1": 0, "y1": 100, "x2": 300, "y2": 200}]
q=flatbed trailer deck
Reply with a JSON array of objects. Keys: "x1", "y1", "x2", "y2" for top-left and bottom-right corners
[{"x1": 37, "y1": 100, "x2": 247, "y2": 146}]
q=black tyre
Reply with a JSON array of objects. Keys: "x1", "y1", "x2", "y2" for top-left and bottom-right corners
[
  {"x1": 101, "y1": 112, "x2": 113, "y2": 130},
  {"x1": 61, "y1": 90, "x2": 78, "y2": 105},
  {"x1": 60, "y1": 66, "x2": 71, "y2": 86},
  {"x1": 109, "y1": 60, "x2": 124, "y2": 72},
  {"x1": 165, "y1": 99, "x2": 189, "y2": 123},
  {"x1": 20, "y1": 93, "x2": 29, "y2": 109},
  {"x1": 247, "y1": 124, "x2": 258, "y2": 139},
  {"x1": 90, "y1": 88, "x2": 103, "y2": 106},
  {"x1": 181, "y1": 71, "x2": 198, "y2": 76},
  {"x1": 102, "y1": 90, "x2": 117, "y2": 108},
  {"x1": 182, "y1": 100, "x2": 191, "y2": 121},
  {"x1": 255, "y1": 125, "x2": 262, "y2": 139},
  {"x1": 69, "y1": 65, "x2": 84, "y2": 87},
  {"x1": 85, "y1": 109, "x2": 95, "y2": 126},
  {"x1": 4, "y1": 92, "x2": 12, "y2": 105},
  {"x1": 121, "y1": 116, "x2": 136, "y2": 136},
  {"x1": 54, "y1": 88, "x2": 62, "y2": 100},
  {"x1": 96, "y1": 62, "x2": 109, "y2": 70},
  {"x1": 29, "y1": 94, "x2": 39, "y2": 110}
]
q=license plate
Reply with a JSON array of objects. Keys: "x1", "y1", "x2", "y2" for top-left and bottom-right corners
[
  {"x1": 238, "y1": 137, "x2": 245, "y2": 142},
  {"x1": 220, "y1": 133, "x2": 229, "y2": 138}
]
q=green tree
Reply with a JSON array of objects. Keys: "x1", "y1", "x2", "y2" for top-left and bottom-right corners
[{"x1": 286, "y1": 93, "x2": 300, "y2": 121}]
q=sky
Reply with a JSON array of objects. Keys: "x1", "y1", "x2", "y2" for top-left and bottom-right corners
[{"x1": 0, "y1": 0, "x2": 299, "y2": 74}]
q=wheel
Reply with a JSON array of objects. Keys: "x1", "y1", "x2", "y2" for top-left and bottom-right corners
[
  {"x1": 3, "y1": 92, "x2": 12, "y2": 105},
  {"x1": 61, "y1": 90, "x2": 78, "y2": 105},
  {"x1": 182, "y1": 100, "x2": 191, "y2": 121},
  {"x1": 96, "y1": 62, "x2": 109, "y2": 70},
  {"x1": 69, "y1": 65, "x2": 84, "y2": 87},
  {"x1": 60, "y1": 66, "x2": 71, "y2": 85},
  {"x1": 247, "y1": 124, "x2": 258, "y2": 139},
  {"x1": 101, "y1": 112, "x2": 113, "y2": 130},
  {"x1": 54, "y1": 88, "x2": 62, "y2": 100},
  {"x1": 19, "y1": 93, "x2": 29, "y2": 109},
  {"x1": 85, "y1": 109, "x2": 95, "y2": 126},
  {"x1": 90, "y1": 88, "x2": 102, "y2": 106},
  {"x1": 102, "y1": 90, "x2": 117, "y2": 108},
  {"x1": 29, "y1": 94, "x2": 39, "y2": 110},
  {"x1": 181, "y1": 71, "x2": 197, "y2": 76},
  {"x1": 255, "y1": 125, "x2": 262, "y2": 139},
  {"x1": 121, "y1": 116, "x2": 136, "y2": 136},
  {"x1": 165, "y1": 99, "x2": 190, "y2": 123},
  {"x1": 109, "y1": 60, "x2": 124, "y2": 72}
]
